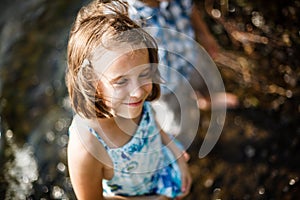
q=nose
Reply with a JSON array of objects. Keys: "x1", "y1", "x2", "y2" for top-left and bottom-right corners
[{"x1": 129, "y1": 80, "x2": 145, "y2": 98}]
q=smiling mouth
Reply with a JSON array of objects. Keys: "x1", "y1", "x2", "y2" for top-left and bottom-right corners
[{"x1": 125, "y1": 100, "x2": 143, "y2": 107}]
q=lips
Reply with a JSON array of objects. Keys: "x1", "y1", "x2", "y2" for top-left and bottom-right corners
[{"x1": 125, "y1": 100, "x2": 143, "y2": 107}]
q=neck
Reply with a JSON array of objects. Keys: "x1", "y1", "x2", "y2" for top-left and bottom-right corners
[
  {"x1": 97, "y1": 114, "x2": 142, "y2": 136},
  {"x1": 91, "y1": 115, "x2": 142, "y2": 148}
]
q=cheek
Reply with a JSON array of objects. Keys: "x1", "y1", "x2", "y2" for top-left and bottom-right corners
[
  {"x1": 101, "y1": 84, "x2": 128, "y2": 105},
  {"x1": 144, "y1": 83, "x2": 153, "y2": 95},
  {"x1": 97, "y1": 82, "x2": 116, "y2": 102}
]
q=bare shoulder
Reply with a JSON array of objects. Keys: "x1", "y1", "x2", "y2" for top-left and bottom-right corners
[{"x1": 68, "y1": 115, "x2": 113, "y2": 178}]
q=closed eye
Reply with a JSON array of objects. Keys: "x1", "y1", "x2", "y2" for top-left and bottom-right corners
[
  {"x1": 114, "y1": 77, "x2": 128, "y2": 86},
  {"x1": 139, "y1": 68, "x2": 151, "y2": 78}
]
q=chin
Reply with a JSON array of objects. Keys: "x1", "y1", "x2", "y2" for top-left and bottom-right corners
[{"x1": 116, "y1": 106, "x2": 143, "y2": 119}]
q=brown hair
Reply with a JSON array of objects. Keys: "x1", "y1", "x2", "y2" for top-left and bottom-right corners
[{"x1": 66, "y1": 0, "x2": 161, "y2": 119}]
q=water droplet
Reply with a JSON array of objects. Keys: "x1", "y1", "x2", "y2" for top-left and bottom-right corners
[
  {"x1": 42, "y1": 186, "x2": 49, "y2": 193},
  {"x1": 45, "y1": 86, "x2": 54, "y2": 96},
  {"x1": 234, "y1": 116, "x2": 242, "y2": 126},
  {"x1": 211, "y1": 9, "x2": 221, "y2": 18},
  {"x1": 59, "y1": 135, "x2": 69, "y2": 147},
  {"x1": 52, "y1": 186, "x2": 64, "y2": 199},
  {"x1": 289, "y1": 178, "x2": 296, "y2": 185},
  {"x1": 1, "y1": 98, "x2": 7, "y2": 108},
  {"x1": 286, "y1": 90, "x2": 293, "y2": 98},
  {"x1": 212, "y1": 187, "x2": 222, "y2": 199},
  {"x1": 283, "y1": 74, "x2": 290, "y2": 83},
  {"x1": 282, "y1": 33, "x2": 291, "y2": 46},
  {"x1": 271, "y1": 170, "x2": 278, "y2": 177},
  {"x1": 46, "y1": 131, "x2": 55, "y2": 143},
  {"x1": 251, "y1": 11, "x2": 265, "y2": 27},
  {"x1": 57, "y1": 162, "x2": 66, "y2": 173},
  {"x1": 258, "y1": 187, "x2": 265, "y2": 195},
  {"x1": 6, "y1": 129, "x2": 14, "y2": 139},
  {"x1": 228, "y1": 5, "x2": 236, "y2": 13},
  {"x1": 22, "y1": 176, "x2": 29, "y2": 183},
  {"x1": 213, "y1": 187, "x2": 221, "y2": 193},
  {"x1": 282, "y1": 186, "x2": 289, "y2": 192},
  {"x1": 245, "y1": 145, "x2": 255, "y2": 158},
  {"x1": 204, "y1": 178, "x2": 214, "y2": 188},
  {"x1": 55, "y1": 120, "x2": 65, "y2": 132}
]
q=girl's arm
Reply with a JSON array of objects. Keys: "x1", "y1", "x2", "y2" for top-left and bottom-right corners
[
  {"x1": 191, "y1": 3, "x2": 220, "y2": 59},
  {"x1": 160, "y1": 131, "x2": 192, "y2": 199},
  {"x1": 68, "y1": 121, "x2": 107, "y2": 200},
  {"x1": 160, "y1": 130, "x2": 185, "y2": 159}
]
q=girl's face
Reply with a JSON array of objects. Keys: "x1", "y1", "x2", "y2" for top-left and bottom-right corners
[{"x1": 96, "y1": 49, "x2": 153, "y2": 119}]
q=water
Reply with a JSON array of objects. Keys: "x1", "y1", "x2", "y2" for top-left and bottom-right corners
[{"x1": 3, "y1": 131, "x2": 38, "y2": 199}]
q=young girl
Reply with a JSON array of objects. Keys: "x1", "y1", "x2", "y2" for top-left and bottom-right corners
[{"x1": 65, "y1": 0, "x2": 191, "y2": 199}]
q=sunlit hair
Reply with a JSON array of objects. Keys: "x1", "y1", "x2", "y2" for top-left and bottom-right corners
[{"x1": 66, "y1": 0, "x2": 161, "y2": 119}]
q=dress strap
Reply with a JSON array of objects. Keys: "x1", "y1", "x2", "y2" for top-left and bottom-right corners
[{"x1": 88, "y1": 126, "x2": 110, "y2": 151}]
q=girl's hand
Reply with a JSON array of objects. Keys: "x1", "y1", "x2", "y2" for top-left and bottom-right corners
[
  {"x1": 157, "y1": 196, "x2": 172, "y2": 200},
  {"x1": 176, "y1": 153, "x2": 192, "y2": 199}
]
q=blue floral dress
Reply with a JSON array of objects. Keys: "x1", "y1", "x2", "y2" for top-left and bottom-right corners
[{"x1": 88, "y1": 102, "x2": 182, "y2": 198}]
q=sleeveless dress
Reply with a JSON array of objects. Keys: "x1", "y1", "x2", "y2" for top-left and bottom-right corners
[{"x1": 86, "y1": 102, "x2": 182, "y2": 198}]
